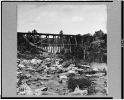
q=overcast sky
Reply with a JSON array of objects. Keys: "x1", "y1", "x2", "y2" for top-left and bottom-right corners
[{"x1": 18, "y1": 4, "x2": 107, "y2": 35}]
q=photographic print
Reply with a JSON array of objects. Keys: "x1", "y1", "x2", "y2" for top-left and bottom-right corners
[{"x1": 17, "y1": 4, "x2": 107, "y2": 96}]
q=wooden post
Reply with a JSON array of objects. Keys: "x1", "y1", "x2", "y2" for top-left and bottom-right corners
[
  {"x1": 33, "y1": 35, "x2": 35, "y2": 44},
  {"x1": 59, "y1": 36, "x2": 60, "y2": 53},
  {"x1": 75, "y1": 36, "x2": 77, "y2": 47},
  {"x1": 69, "y1": 37, "x2": 71, "y2": 53},
  {"x1": 55, "y1": 36, "x2": 57, "y2": 53},
  {"x1": 50, "y1": 35, "x2": 53, "y2": 53},
  {"x1": 41, "y1": 35, "x2": 42, "y2": 49},
  {"x1": 48, "y1": 35, "x2": 50, "y2": 52},
  {"x1": 81, "y1": 37, "x2": 83, "y2": 45},
  {"x1": 46, "y1": 35, "x2": 48, "y2": 51},
  {"x1": 62, "y1": 36, "x2": 64, "y2": 49},
  {"x1": 53, "y1": 35, "x2": 54, "y2": 53},
  {"x1": 59, "y1": 36, "x2": 61, "y2": 52}
]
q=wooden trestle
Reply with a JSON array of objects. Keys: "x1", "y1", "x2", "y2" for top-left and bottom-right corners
[{"x1": 18, "y1": 32, "x2": 83, "y2": 54}]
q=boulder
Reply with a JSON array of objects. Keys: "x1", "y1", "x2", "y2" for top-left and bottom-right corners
[
  {"x1": 31, "y1": 59, "x2": 38, "y2": 64},
  {"x1": 17, "y1": 71, "x2": 22, "y2": 74},
  {"x1": 37, "y1": 59, "x2": 42, "y2": 64},
  {"x1": 82, "y1": 65, "x2": 90, "y2": 68},
  {"x1": 18, "y1": 64, "x2": 25, "y2": 68},
  {"x1": 36, "y1": 81, "x2": 45, "y2": 85},
  {"x1": 68, "y1": 70, "x2": 76, "y2": 74},
  {"x1": 56, "y1": 65, "x2": 63, "y2": 70},
  {"x1": 69, "y1": 64, "x2": 75, "y2": 67},
  {"x1": 45, "y1": 58, "x2": 51, "y2": 61},
  {"x1": 34, "y1": 87, "x2": 48, "y2": 95},
  {"x1": 40, "y1": 77, "x2": 49, "y2": 80},
  {"x1": 50, "y1": 66, "x2": 56, "y2": 71},
  {"x1": 86, "y1": 74, "x2": 93, "y2": 77},
  {"x1": 74, "y1": 86, "x2": 88, "y2": 95},
  {"x1": 18, "y1": 83, "x2": 33, "y2": 95},
  {"x1": 58, "y1": 75, "x2": 67, "y2": 80},
  {"x1": 92, "y1": 68, "x2": 99, "y2": 71},
  {"x1": 33, "y1": 90, "x2": 42, "y2": 95}
]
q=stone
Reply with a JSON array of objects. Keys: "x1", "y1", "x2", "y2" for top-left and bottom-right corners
[
  {"x1": 45, "y1": 58, "x2": 51, "y2": 61},
  {"x1": 18, "y1": 83, "x2": 33, "y2": 95},
  {"x1": 82, "y1": 65, "x2": 90, "y2": 68},
  {"x1": 68, "y1": 70, "x2": 76, "y2": 74},
  {"x1": 86, "y1": 74, "x2": 93, "y2": 77},
  {"x1": 56, "y1": 65, "x2": 63, "y2": 70},
  {"x1": 58, "y1": 75, "x2": 67, "y2": 80},
  {"x1": 34, "y1": 87, "x2": 48, "y2": 95},
  {"x1": 74, "y1": 86, "x2": 88, "y2": 95},
  {"x1": 69, "y1": 64, "x2": 75, "y2": 67},
  {"x1": 31, "y1": 59, "x2": 38, "y2": 64},
  {"x1": 92, "y1": 68, "x2": 99, "y2": 71},
  {"x1": 18, "y1": 64, "x2": 25, "y2": 68}
]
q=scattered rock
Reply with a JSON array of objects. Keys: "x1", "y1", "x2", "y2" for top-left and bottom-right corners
[
  {"x1": 17, "y1": 83, "x2": 33, "y2": 95},
  {"x1": 68, "y1": 70, "x2": 76, "y2": 74},
  {"x1": 18, "y1": 64, "x2": 25, "y2": 68},
  {"x1": 17, "y1": 57, "x2": 107, "y2": 96},
  {"x1": 73, "y1": 86, "x2": 88, "y2": 95}
]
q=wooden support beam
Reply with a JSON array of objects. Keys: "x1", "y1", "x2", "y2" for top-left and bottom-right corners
[
  {"x1": 41, "y1": 35, "x2": 43, "y2": 49},
  {"x1": 58, "y1": 36, "x2": 60, "y2": 53},
  {"x1": 33, "y1": 35, "x2": 35, "y2": 44},
  {"x1": 53, "y1": 36, "x2": 54, "y2": 53},
  {"x1": 69, "y1": 37, "x2": 71, "y2": 53},
  {"x1": 55, "y1": 36, "x2": 57, "y2": 53},
  {"x1": 62, "y1": 36, "x2": 64, "y2": 49},
  {"x1": 48, "y1": 35, "x2": 50, "y2": 52},
  {"x1": 81, "y1": 37, "x2": 83, "y2": 45},
  {"x1": 75, "y1": 37, "x2": 77, "y2": 47},
  {"x1": 45, "y1": 35, "x2": 47, "y2": 51}
]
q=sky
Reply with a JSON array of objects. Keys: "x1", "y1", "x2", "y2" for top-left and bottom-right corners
[{"x1": 18, "y1": 4, "x2": 107, "y2": 35}]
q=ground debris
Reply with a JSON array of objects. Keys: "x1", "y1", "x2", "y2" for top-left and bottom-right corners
[{"x1": 17, "y1": 53, "x2": 107, "y2": 96}]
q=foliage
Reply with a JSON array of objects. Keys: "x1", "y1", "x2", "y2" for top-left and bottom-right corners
[
  {"x1": 63, "y1": 30, "x2": 107, "y2": 63},
  {"x1": 67, "y1": 75, "x2": 92, "y2": 92},
  {"x1": 18, "y1": 29, "x2": 107, "y2": 63},
  {"x1": 87, "y1": 84, "x2": 98, "y2": 95}
]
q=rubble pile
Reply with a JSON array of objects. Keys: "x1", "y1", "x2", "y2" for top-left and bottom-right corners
[{"x1": 17, "y1": 54, "x2": 107, "y2": 96}]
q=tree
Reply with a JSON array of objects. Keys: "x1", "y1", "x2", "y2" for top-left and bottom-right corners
[
  {"x1": 59, "y1": 30, "x2": 63, "y2": 35},
  {"x1": 81, "y1": 33, "x2": 93, "y2": 60},
  {"x1": 94, "y1": 30, "x2": 104, "y2": 40},
  {"x1": 32, "y1": 29, "x2": 37, "y2": 33},
  {"x1": 28, "y1": 31, "x2": 31, "y2": 33}
]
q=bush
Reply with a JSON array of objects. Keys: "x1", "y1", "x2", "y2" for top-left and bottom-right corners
[
  {"x1": 67, "y1": 75, "x2": 92, "y2": 92},
  {"x1": 67, "y1": 77, "x2": 78, "y2": 92},
  {"x1": 78, "y1": 77, "x2": 92, "y2": 89},
  {"x1": 87, "y1": 84, "x2": 97, "y2": 95}
]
